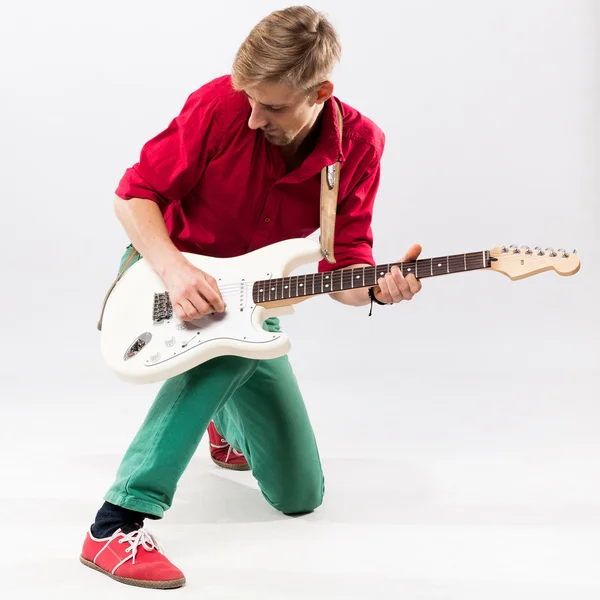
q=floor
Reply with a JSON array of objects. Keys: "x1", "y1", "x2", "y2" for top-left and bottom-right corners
[{"x1": 2, "y1": 360, "x2": 599, "y2": 599}]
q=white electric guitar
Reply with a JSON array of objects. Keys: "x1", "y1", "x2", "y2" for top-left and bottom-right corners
[{"x1": 99, "y1": 238, "x2": 580, "y2": 384}]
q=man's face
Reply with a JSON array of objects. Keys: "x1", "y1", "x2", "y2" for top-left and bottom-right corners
[{"x1": 243, "y1": 82, "x2": 323, "y2": 146}]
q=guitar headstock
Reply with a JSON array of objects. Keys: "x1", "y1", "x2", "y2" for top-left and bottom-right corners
[{"x1": 490, "y1": 245, "x2": 580, "y2": 280}]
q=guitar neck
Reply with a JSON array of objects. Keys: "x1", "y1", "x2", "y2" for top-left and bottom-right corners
[{"x1": 252, "y1": 250, "x2": 492, "y2": 304}]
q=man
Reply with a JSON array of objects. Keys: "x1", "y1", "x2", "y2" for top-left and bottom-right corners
[{"x1": 80, "y1": 5, "x2": 422, "y2": 589}]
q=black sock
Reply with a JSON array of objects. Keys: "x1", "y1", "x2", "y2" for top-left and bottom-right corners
[{"x1": 90, "y1": 501, "x2": 149, "y2": 539}]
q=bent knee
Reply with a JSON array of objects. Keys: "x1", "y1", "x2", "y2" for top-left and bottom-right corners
[{"x1": 265, "y1": 476, "x2": 325, "y2": 516}]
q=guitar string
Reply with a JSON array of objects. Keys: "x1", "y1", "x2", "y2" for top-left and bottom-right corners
[{"x1": 202, "y1": 253, "x2": 575, "y2": 296}]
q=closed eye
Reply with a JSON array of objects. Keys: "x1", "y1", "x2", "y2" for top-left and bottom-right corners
[{"x1": 244, "y1": 91, "x2": 286, "y2": 112}]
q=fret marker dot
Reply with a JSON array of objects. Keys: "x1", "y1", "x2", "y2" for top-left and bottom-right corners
[
  {"x1": 356, "y1": 275, "x2": 360, "y2": 279},
  {"x1": 407, "y1": 268, "x2": 411, "y2": 272},
  {"x1": 271, "y1": 287, "x2": 275, "y2": 291},
  {"x1": 438, "y1": 263, "x2": 442, "y2": 267},
  {"x1": 284, "y1": 286, "x2": 288, "y2": 289},
  {"x1": 299, "y1": 283, "x2": 304, "y2": 287},
  {"x1": 259, "y1": 289, "x2": 263, "y2": 292},
  {"x1": 325, "y1": 284, "x2": 329, "y2": 288},
  {"x1": 379, "y1": 271, "x2": 384, "y2": 276}
]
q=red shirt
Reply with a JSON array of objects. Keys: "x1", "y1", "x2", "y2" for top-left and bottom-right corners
[{"x1": 115, "y1": 75, "x2": 385, "y2": 272}]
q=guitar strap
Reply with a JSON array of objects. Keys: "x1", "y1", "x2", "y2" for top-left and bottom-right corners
[
  {"x1": 319, "y1": 98, "x2": 343, "y2": 264},
  {"x1": 97, "y1": 98, "x2": 344, "y2": 330}
]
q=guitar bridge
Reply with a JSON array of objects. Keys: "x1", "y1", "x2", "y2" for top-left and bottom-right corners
[{"x1": 153, "y1": 292, "x2": 173, "y2": 323}]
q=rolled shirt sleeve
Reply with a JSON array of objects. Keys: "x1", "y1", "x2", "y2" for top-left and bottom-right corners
[{"x1": 115, "y1": 86, "x2": 223, "y2": 210}]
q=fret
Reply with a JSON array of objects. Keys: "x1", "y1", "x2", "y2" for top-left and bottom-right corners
[
  {"x1": 481, "y1": 250, "x2": 486, "y2": 268},
  {"x1": 415, "y1": 260, "x2": 418, "y2": 278},
  {"x1": 430, "y1": 259, "x2": 433, "y2": 277},
  {"x1": 464, "y1": 254, "x2": 467, "y2": 271}
]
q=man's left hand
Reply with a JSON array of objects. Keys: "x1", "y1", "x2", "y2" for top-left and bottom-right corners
[{"x1": 374, "y1": 243, "x2": 423, "y2": 304}]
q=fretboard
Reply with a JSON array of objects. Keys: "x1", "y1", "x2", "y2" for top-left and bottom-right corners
[{"x1": 252, "y1": 250, "x2": 491, "y2": 304}]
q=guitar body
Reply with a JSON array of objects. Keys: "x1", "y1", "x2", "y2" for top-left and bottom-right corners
[
  {"x1": 100, "y1": 238, "x2": 323, "y2": 384},
  {"x1": 100, "y1": 236, "x2": 580, "y2": 385}
]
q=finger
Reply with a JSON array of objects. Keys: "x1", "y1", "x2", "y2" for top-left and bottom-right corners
[
  {"x1": 376, "y1": 276, "x2": 393, "y2": 304},
  {"x1": 186, "y1": 291, "x2": 213, "y2": 317},
  {"x1": 389, "y1": 267, "x2": 413, "y2": 301},
  {"x1": 405, "y1": 273, "x2": 422, "y2": 295},
  {"x1": 399, "y1": 243, "x2": 422, "y2": 263},
  {"x1": 174, "y1": 302, "x2": 188, "y2": 321},
  {"x1": 176, "y1": 299, "x2": 197, "y2": 321},
  {"x1": 200, "y1": 276, "x2": 226, "y2": 312}
]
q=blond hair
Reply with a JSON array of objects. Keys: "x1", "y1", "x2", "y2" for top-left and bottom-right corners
[{"x1": 231, "y1": 6, "x2": 341, "y2": 92}]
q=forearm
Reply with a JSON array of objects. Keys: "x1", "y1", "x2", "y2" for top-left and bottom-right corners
[
  {"x1": 328, "y1": 263, "x2": 372, "y2": 306},
  {"x1": 113, "y1": 195, "x2": 187, "y2": 279}
]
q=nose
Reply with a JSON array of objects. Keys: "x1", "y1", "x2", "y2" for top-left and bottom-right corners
[{"x1": 248, "y1": 106, "x2": 268, "y2": 130}]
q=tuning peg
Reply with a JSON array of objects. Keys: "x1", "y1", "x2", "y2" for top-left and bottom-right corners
[
  {"x1": 502, "y1": 246, "x2": 509, "y2": 253},
  {"x1": 557, "y1": 248, "x2": 570, "y2": 258},
  {"x1": 545, "y1": 247, "x2": 557, "y2": 257},
  {"x1": 522, "y1": 245, "x2": 532, "y2": 254},
  {"x1": 535, "y1": 246, "x2": 544, "y2": 256},
  {"x1": 510, "y1": 244, "x2": 520, "y2": 254}
]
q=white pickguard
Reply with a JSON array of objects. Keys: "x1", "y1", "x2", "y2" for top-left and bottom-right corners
[{"x1": 100, "y1": 238, "x2": 323, "y2": 384}]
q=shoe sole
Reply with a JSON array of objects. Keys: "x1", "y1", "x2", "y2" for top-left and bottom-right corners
[
  {"x1": 80, "y1": 556, "x2": 186, "y2": 589},
  {"x1": 211, "y1": 456, "x2": 251, "y2": 471}
]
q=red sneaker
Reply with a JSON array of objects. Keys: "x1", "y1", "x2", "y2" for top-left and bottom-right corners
[
  {"x1": 80, "y1": 526, "x2": 186, "y2": 589},
  {"x1": 208, "y1": 421, "x2": 250, "y2": 471}
]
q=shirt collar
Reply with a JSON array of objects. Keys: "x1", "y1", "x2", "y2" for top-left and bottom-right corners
[
  {"x1": 320, "y1": 95, "x2": 344, "y2": 164},
  {"x1": 288, "y1": 96, "x2": 344, "y2": 181}
]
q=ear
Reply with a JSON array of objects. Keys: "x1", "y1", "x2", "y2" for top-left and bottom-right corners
[{"x1": 313, "y1": 81, "x2": 334, "y2": 105}]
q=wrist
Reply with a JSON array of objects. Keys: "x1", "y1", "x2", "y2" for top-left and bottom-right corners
[{"x1": 155, "y1": 249, "x2": 189, "y2": 280}]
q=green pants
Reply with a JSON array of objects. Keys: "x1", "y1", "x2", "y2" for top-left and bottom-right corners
[{"x1": 104, "y1": 246, "x2": 324, "y2": 518}]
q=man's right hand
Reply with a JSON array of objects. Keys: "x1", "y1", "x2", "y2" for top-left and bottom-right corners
[{"x1": 162, "y1": 261, "x2": 226, "y2": 321}]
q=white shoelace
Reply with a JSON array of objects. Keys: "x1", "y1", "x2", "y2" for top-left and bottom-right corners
[
  {"x1": 212, "y1": 436, "x2": 244, "y2": 462},
  {"x1": 95, "y1": 528, "x2": 163, "y2": 575}
]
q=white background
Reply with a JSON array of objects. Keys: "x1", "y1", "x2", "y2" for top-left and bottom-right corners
[{"x1": 0, "y1": 0, "x2": 598, "y2": 598}]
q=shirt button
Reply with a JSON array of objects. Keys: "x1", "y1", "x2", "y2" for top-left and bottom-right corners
[{"x1": 264, "y1": 217, "x2": 271, "y2": 222}]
